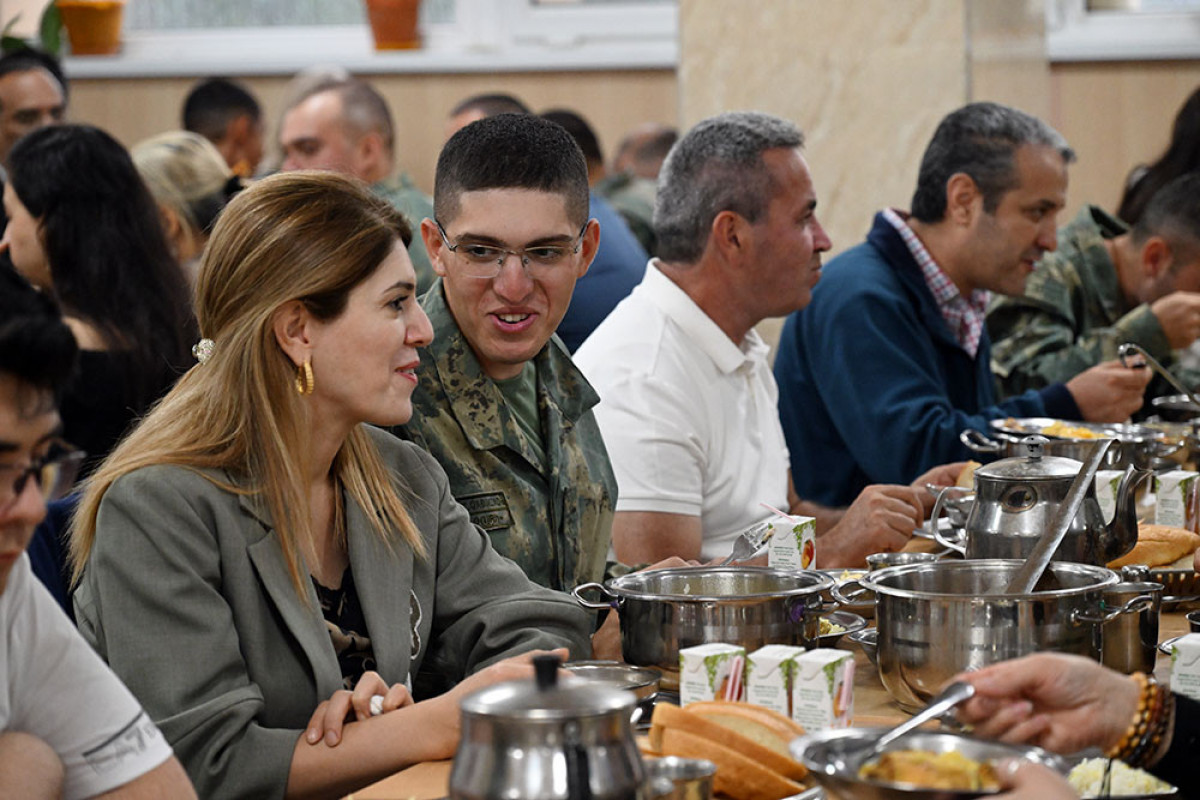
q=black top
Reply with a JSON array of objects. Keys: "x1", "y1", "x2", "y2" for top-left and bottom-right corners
[
  {"x1": 313, "y1": 566, "x2": 376, "y2": 689},
  {"x1": 60, "y1": 349, "x2": 178, "y2": 478}
]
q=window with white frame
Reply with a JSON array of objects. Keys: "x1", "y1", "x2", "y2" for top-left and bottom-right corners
[{"x1": 1047, "y1": 0, "x2": 1200, "y2": 60}]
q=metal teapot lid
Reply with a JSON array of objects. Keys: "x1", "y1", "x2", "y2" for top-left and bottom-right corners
[
  {"x1": 460, "y1": 654, "x2": 635, "y2": 721},
  {"x1": 974, "y1": 435, "x2": 1084, "y2": 481}
]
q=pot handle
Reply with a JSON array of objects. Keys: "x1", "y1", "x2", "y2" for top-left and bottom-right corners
[
  {"x1": 571, "y1": 582, "x2": 618, "y2": 610},
  {"x1": 832, "y1": 578, "x2": 872, "y2": 606},
  {"x1": 960, "y1": 428, "x2": 1003, "y2": 454},
  {"x1": 1072, "y1": 593, "x2": 1156, "y2": 626}
]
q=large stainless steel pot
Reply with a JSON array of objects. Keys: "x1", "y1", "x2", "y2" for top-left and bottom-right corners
[
  {"x1": 572, "y1": 566, "x2": 832, "y2": 684},
  {"x1": 835, "y1": 560, "x2": 1121, "y2": 713}
]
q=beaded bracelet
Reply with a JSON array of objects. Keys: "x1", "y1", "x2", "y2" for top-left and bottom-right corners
[{"x1": 1104, "y1": 671, "x2": 1173, "y2": 768}]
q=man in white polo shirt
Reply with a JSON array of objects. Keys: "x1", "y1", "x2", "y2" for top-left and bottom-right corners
[
  {"x1": 0, "y1": 271, "x2": 195, "y2": 799},
  {"x1": 575, "y1": 111, "x2": 959, "y2": 567}
]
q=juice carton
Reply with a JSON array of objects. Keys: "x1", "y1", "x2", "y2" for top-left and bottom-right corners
[
  {"x1": 745, "y1": 644, "x2": 805, "y2": 717},
  {"x1": 767, "y1": 515, "x2": 817, "y2": 571},
  {"x1": 1170, "y1": 633, "x2": 1200, "y2": 702},
  {"x1": 791, "y1": 648, "x2": 854, "y2": 730},
  {"x1": 1094, "y1": 470, "x2": 1124, "y2": 525},
  {"x1": 679, "y1": 643, "x2": 745, "y2": 706},
  {"x1": 1155, "y1": 470, "x2": 1199, "y2": 531}
]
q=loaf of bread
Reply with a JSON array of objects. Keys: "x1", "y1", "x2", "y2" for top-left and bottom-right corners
[
  {"x1": 647, "y1": 701, "x2": 810, "y2": 800},
  {"x1": 1108, "y1": 524, "x2": 1200, "y2": 569},
  {"x1": 656, "y1": 728, "x2": 807, "y2": 800}
]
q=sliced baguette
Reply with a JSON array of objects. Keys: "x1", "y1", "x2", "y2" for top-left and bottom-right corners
[
  {"x1": 1109, "y1": 524, "x2": 1200, "y2": 568},
  {"x1": 650, "y1": 703, "x2": 807, "y2": 781},
  {"x1": 681, "y1": 700, "x2": 806, "y2": 758},
  {"x1": 657, "y1": 727, "x2": 806, "y2": 800}
]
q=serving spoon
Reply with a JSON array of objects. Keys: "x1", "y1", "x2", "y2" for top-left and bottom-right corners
[{"x1": 856, "y1": 680, "x2": 976, "y2": 764}]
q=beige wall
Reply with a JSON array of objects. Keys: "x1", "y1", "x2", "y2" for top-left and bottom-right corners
[{"x1": 67, "y1": 70, "x2": 677, "y2": 193}]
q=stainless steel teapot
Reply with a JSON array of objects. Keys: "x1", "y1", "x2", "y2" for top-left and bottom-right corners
[
  {"x1": 933, "y1": 436, "x2": 1152, "y2": 565},
  {"x1": 449, "y1": 655, "x2": 657, "y2": 800}
]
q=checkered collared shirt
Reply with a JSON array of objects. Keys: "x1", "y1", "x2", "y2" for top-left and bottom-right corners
[{"x1": 882, "y1": 208, "x2": 990, "y2": 358}]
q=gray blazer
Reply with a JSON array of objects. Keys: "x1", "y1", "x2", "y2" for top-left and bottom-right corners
[{"x1": 74, "y1": 427, "x2": 591, "y2": 800}]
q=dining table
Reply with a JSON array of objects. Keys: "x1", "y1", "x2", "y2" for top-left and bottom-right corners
[{"x1": 343, "y1": 605, "x2": 1196, "y2": 799}]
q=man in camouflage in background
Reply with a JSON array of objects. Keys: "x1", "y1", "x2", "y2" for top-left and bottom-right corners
[
  {"x1": 391, "y1": 113, "x2": 617, "y2": 594},
  {"x1": 988, "y1": 172, "x2": 1200, "y2": 404}
]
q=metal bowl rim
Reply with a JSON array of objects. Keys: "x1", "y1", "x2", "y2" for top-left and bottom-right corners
[
  {"x1": 860, "y1": 559, "x2": 1118, "y2": 601},
  {"x1": 563, "y1": 660, "x2": 661, "y2": 691},
  {"x1": 603, "y1": 565, "x2": 834, "y2": 601},
  {"x1": 791, "y1": 727, "x2": 1067, "y2": 793}
]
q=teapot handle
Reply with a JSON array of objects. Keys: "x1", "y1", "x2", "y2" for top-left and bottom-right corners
[{"x1": 928, "y1": 485, "x2": 970, "y2": 555}]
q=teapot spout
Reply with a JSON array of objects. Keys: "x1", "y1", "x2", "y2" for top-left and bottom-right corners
[{"x1": 1104, "y1": 462, "x2": 1153, "y2": 563}]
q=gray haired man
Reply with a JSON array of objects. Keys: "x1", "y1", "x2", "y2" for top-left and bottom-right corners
[
  {"x1": 575, "y1": 111, "x2": 959, "y2": 568},
  {"x1": 773, "y1": 101, "x2": 1151, "y2": 510}
]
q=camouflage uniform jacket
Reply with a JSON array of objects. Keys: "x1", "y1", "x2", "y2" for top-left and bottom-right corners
[
  {"x1": 988, "y1": 205, "x2": 1200, "y2": 397},
  {"x1": 372, "y1": 172, "x2": 437, "y2": 295},
  {"x1": 596, "y1": 172, "x2": 657, "y2": 256},
  {"x1": 392, "y1": 281, "x2": 617, "y2": 592}
]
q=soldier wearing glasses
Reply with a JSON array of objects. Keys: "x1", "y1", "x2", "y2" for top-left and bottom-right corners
[{"x1": 391, "y1": 114, "x2": 618, "y2": 600}]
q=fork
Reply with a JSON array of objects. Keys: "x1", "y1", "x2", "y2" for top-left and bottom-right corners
[{"x1": 718, "y1": 520, "x2": 775, "y2": 566}]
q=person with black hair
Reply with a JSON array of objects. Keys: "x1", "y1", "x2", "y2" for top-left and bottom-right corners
[
  {"x1": 1118, "y1": 85, "x2": 1200, "y2": 226},
  {"x1": 990, "y1": 172, "x2": 1200, "y2": 400},
  {"x1": 1, "y1": 124, "x2": 196, "y2": 478},
  {"x1": 181, "y1": 76, "x2": 263, "y2": 178},
  {"x1": 0, "y1": 275, "x2": 197, "y2": 799},
  {"x1": 540, "y1": 108, "x2": 648, "y2": 352},
  {"x1": 0, "y1": 48, "x2": 66, "y2": 170},
  {"x1": 443, "y1": 91, "x2": 530, "y2": 140}
]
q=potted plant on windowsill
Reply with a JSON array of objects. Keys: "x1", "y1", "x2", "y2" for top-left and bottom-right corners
[
  {"x1": 55, "y1": 0, "x2": 126, "y2": 56},
  {"x1": 364, "y1": 0, "x2": 422, "y2": 50},
  {"x1": 0, "y1": 3, "x2": 63, "y2": 56}
]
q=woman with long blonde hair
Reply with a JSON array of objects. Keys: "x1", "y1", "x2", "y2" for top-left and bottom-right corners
[{"x1": 69, "y1": 171, "x2": 589, "y2": 800}]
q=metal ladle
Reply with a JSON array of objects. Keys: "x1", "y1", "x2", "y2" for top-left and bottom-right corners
[{"x1": 855, "y1": 681, "x2": 976, "y2": 764}]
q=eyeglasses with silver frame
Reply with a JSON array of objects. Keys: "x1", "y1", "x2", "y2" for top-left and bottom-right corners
[{"x1": 434, "y1": 219, "x2": 588, "y2": 279}]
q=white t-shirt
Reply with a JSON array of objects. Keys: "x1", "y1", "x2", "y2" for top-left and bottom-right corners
[
  {"x1": 575, "y1": 261, "x2": 790, "y2": 560},
  {"x1": 1, "y1": 554, "x2": 172, "y2": 799}
]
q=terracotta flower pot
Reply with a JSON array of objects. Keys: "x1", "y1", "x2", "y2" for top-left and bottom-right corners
[
  {"x1": 364, "y1": 0, "x2": 422, "y2": 50},
  {"x1": 56, "y1": 0, "x2": 126, "y2": 56}
]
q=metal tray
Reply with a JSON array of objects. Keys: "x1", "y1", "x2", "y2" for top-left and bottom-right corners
[{"x1": 991, "y1": 417, "x2": 1163, "y2": 442}]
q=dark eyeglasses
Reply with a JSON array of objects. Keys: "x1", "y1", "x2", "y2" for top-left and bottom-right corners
[{"x1": 0, "y1": 441, "x2": 85, "y2": 509}]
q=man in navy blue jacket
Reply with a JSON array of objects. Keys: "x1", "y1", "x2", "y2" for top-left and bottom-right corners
[{"x1": 775, "y1": 102, "x2": 1151, "y2": 507}]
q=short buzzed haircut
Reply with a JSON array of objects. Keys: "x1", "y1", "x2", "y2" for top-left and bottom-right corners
[
  {"x1": 449, "y1": 92, "x2": 530, "y2": 119},
  {"x1": 654, "y1": 111, "x2": 804, "y2": 263},
  {"x1": 182, "y1": 77, "x2": 261, "y2": 141},
  {"x1": 290, "y1": 77, "x2": 394, "y2": 153},
  {"x1": 910, "y1": 102, "x2": 1075, "y2": 223},
  {"x1": 433, "y1": 113, "x2": 590, "y2": 227},
  {"x1": 1134, "y1": 171, "x2": 1200, "y2": 266},
  {"x1": 0, "y1": 48, "x2": 67, "y2": 109}
]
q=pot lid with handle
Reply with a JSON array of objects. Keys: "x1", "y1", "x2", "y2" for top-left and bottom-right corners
[
  {"x1": 460, "y1": 654, "x2": 636, "y2": 721},
  {"x1": 974, "y1": 435, "x2": 1084, "y2": 481}
]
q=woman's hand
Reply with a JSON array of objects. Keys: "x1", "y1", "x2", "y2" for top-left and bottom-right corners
[
  {"x1": 304, "y1": 671, "x2": 414, "y2": 747},
  {"x1": 955, "y1": 653, "x2": 1138, "y2": 754},
  {"x1": 993, "y1": 760, "x2": 1079, "y2": 799}
]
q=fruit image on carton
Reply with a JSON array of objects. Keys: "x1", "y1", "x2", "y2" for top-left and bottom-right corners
[
  {"x1": 745, "y1": 644, "x2": 804, "y2": 717},
  {"x1": 791, "y1": 648, "x2": 854, "y2": 730},
  {"x1": 1155, "y1": 470, "x2": 1199, "y2": 532},
  {"x1": 679, "y1": 643, "x2": 746, "y2": 706},
  {"x1": 767, "y1": 515, "x2": 816, "y2": 570}
]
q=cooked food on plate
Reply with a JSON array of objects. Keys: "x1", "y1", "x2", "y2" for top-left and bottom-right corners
[
  {"x1": 1041, "y1": 420, "x2": 1106, "y2": 439},
  {"x1": 1067, "y1": 757, "x2": 1174, "y2": 796},
  {"x1": 858, "y1": 749, "x2": 999, "y2": 790},
  {"x1": 818, "y1": 617, "x2": 846, "y2": 636}
]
